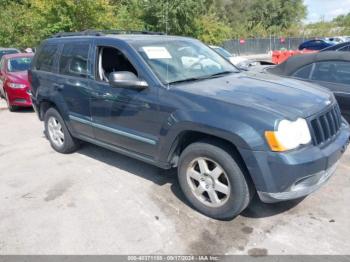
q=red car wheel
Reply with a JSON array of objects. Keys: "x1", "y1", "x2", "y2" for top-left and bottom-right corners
[{"x1": 5, "y1": 92, "x2": 16, "y2": 112}]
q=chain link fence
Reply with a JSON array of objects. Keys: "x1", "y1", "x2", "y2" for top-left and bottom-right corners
[{"x1": 222, "y1": 37, "x2": 311, "y2": 55}]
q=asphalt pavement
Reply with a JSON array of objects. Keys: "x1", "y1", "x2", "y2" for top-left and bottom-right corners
[{"x1": 0, "y1": 98, "x2": 349, "y2": 255}]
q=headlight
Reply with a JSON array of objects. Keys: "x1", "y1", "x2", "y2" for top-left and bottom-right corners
[
  {"x1": 8, "y1": 83, "x2": 26, "y2": 89},
  {"x1": 265, "y1": 118, "x2": 311, "y2": 152}
]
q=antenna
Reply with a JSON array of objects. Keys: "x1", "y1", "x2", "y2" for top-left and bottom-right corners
[{"x1": 165, "y1": 0, "x2": 169, "y2": 87}]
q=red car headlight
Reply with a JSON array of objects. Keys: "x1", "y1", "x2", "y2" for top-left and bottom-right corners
[{"x1": 8, "y1": 83, "x2": 26, "y2": 89}]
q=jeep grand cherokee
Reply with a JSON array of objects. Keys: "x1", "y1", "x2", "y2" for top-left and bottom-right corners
[{"x1": 29, "y1": 31, "x2": 350, "y2": 220}]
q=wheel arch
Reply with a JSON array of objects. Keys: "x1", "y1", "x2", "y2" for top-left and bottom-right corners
[
  {"x1": 166, "y1": 130, "x2": 256, "y2": 191},
  {"x1": 38, "y1": 100, "x2": 58, "y2": 121}
]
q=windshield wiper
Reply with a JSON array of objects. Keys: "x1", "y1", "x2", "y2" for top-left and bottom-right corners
[
  {"x1": 168, "y1": 71, "x2": 237, "y2": 85},
  {"x1": 206, "y1": 70, "x2": 237, "y2": 78},
  {"x1": 168, "y1": 77, "x2": 207, "y2": 85}
]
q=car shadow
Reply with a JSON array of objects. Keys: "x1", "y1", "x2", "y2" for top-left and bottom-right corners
[
  {"x1": 13, "y1": 107, "x2": 34, "y2": 113},
  {"x1": 241, "y1": 195, "x2": 305, "y2": 219},
  {"x1": 77, "y1": 143, "x2": 304, "y2": 219},
  {"x1": 77, "y1": 143, "x2": 177, "y2": 186}
]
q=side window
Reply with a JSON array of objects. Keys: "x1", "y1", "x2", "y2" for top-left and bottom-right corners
[
  {"x1": 0, "y1": 58, "x2": 3, "y2": 71},
  {"x1": 339, "y1": 45, "x2": 350, "y2": 52},
  {"x1": 96, "y1": 46, "x2": 137, "y2": 82},
  {"x1": 293, "y1": 64, "x2": 313, "y2": 79},
  {"x1": 59, "y1": 43, "x2": 90, "y2": 78},
  {"x1": 311, "y1": 61, "x2": 350, "y2": 85},
  {"x1": 35, "y1": 44, "x2": 59, "y2": 72}
]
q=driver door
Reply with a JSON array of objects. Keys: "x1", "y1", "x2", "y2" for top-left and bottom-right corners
[{"x1": 89, "y1": 40, "x2": 162, "y2": 158}]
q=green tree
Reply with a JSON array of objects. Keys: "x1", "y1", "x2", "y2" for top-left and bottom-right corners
[
  {"x1": 194, "y1": 14, "x2": 232, "y2": 45},
  {"x1": 0, "y1": 0, "x2": 309, "y2": 48},
  {"x1": 142, "y1": 0, "x2": 207, "y2": 35}
]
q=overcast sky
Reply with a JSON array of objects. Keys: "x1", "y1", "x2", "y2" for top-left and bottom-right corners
[{"x1": 305, "y1": 0, "x2": 350, "y2": 23}]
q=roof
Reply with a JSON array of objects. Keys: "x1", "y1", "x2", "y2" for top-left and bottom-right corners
[
  {"x1": 268, "y1": 51, "x2": 350, "y2": 76},
  {"x1": 2, "y1": 53, "x2": 34, "y2": 60}
]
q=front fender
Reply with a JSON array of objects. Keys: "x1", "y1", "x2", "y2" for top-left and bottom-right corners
[{"x1": 157, "y1": 109, "x2": 272, "y2": 163}]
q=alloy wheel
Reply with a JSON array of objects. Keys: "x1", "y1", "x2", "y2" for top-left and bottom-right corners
[
  {"x1": 47, "y1": 116, "x2": 65, "y2": 147},
  {"x1": 186, "y1": 157, "x2": 231, "y2": 207}
]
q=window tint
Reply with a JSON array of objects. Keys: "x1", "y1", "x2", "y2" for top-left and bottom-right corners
[
  {"x1": 311, "y1": 61, "x2": 350, "y2": 85},
  {"x1": 59, "y1": 43, "x2": 90, "y2": 78},
  {"x1": 35, "y1": 44, "x2": 58, "y2": 72},
  {"x1": 293, "y1": 64, "x2": 313, "y2": 79},
  {"x1": 339, "y1": 45, "x2": 350, "y2": 52}
]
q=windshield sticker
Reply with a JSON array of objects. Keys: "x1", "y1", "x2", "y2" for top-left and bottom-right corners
[{"x1": 142, "y1": 46, "x2": 172, "y2": 59}]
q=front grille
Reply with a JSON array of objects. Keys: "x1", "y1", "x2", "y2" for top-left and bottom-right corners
[{"x1": 310, "y1": 104, "x2": 342, "y2": 145}]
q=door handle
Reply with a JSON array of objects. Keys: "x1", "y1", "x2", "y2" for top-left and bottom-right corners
[
  {"x1": 98, "y1": 92, "x2": 113, "y2": 99},
  {"x1": 53, "y1": 83, "x2": 64, "y2": 91}
]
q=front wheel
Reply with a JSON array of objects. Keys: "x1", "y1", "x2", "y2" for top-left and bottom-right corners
[
  {"x1": 44, "y1": 107, "x2": 80, "y2": 154},
  {"x1": 5, "y1": 92, "x2": 16, "y2": 112},
  {"x1": 177, "y1": 141, "x2": 252, "y2": 220}
]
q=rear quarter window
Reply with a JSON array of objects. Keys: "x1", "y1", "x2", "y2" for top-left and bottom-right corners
[{"x1": 35, "y1": 44, "x2": 59, "y2": 72}]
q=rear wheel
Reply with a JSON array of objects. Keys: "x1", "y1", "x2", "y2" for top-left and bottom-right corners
[
  {"x1": 44, "y1": 107, "x2": 80, "y2": 154},
  {"x1": 177, "y1": 141, "x2": 252, "y2": 220}
]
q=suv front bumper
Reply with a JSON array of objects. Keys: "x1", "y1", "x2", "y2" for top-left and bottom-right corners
[
  {"x1": 257, "y1": 160, "x2": 340, "y2": 203},
  {"x1": 240, "y1": 123, "x2": 350, "y2": 203}
]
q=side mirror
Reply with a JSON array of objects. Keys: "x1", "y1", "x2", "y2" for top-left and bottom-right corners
[{"x1": 108, "y1": 71, "x2": 148, "y2": 89}]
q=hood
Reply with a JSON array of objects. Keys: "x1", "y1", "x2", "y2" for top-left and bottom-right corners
[
  {"x1": 7, "y1": 71, "x2": 29, "y2": 84},
  {"x1": 172, "y1": 71, "x2": 334, "y2": 120}
]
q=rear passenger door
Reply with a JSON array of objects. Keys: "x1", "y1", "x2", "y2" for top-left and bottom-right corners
[{"x1": 56, "y1": 41, "x2": 94, "y2": 138}]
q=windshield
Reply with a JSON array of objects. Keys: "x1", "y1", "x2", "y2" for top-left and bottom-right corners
[
  {"x1": 133, "y1": 39, "x2": 238, "y2": 84},
  {"x1": 0, "y1": 49, "x2": 19, "y2": 60},
  {"x1": 212, "y1": 47, "x2": 232, "y2": 58},
  {"x1": 7, "y1": 57, "x2": 32, "y2": 72}
]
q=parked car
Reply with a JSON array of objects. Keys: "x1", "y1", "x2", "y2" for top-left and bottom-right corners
[
  {"x1": 0, "y1": 48, "x2": 20, "y2": 60},
  {"x1": 30, "y1": 31, "x2": 350, "y2": 220},
  {"x1": 298, "y1": 39, "x2": 335, "y2": 51},
  {"x1": 325, "y1": 36, "x2": 350, "y2": 44},
  {"x1": 321, "y1": 41, "x2": 350, "y2": 52},
  {"x1": 267, "y1": 51, "x2": 350, "y2": 122},
  {"x1": 0, "y1": 53, "x2": 34, "y2": 111},
  {"x1": 209, "y1": 45, "x2": 272, "y2": 69},
  {"x1": 209, "y1": 45, "x2": 246, "y2": 65}
]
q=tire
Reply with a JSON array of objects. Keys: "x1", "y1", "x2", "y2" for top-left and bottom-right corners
[
  {"x1": 177, "y1": 141, "x2": 252, "y2": 220},
  {"x1": 5, "y1": 92, "x2": 16, "y2": 112},
  {"x1": 44, "y1": 107, "x2": 80, "y2": 154}
]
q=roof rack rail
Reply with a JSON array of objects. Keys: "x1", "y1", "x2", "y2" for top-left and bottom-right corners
[
  {"x1": 51, "y1": 29, "x2": 165, "y2": 38},
  {"x1": 102, "y1": 30, "x2": 165, "y2": 35}
]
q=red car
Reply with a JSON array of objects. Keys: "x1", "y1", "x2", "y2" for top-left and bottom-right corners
[{"x1": 0, "y1": 53, "x2": 34, "y2": 111}]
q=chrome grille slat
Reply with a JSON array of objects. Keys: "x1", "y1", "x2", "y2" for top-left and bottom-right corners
[
  {"x1": 321, "y1": 115, "x2": 331, "y2": 138},
  {"x1": 327, "y1": 111, "x2": 336, "y2": 135},
  {"x1": 330, "y1": 109, "x2": 339, "y2": 130},
  {"x1": 309, "y1": 104, "x2": 342, "y2": 146}
]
